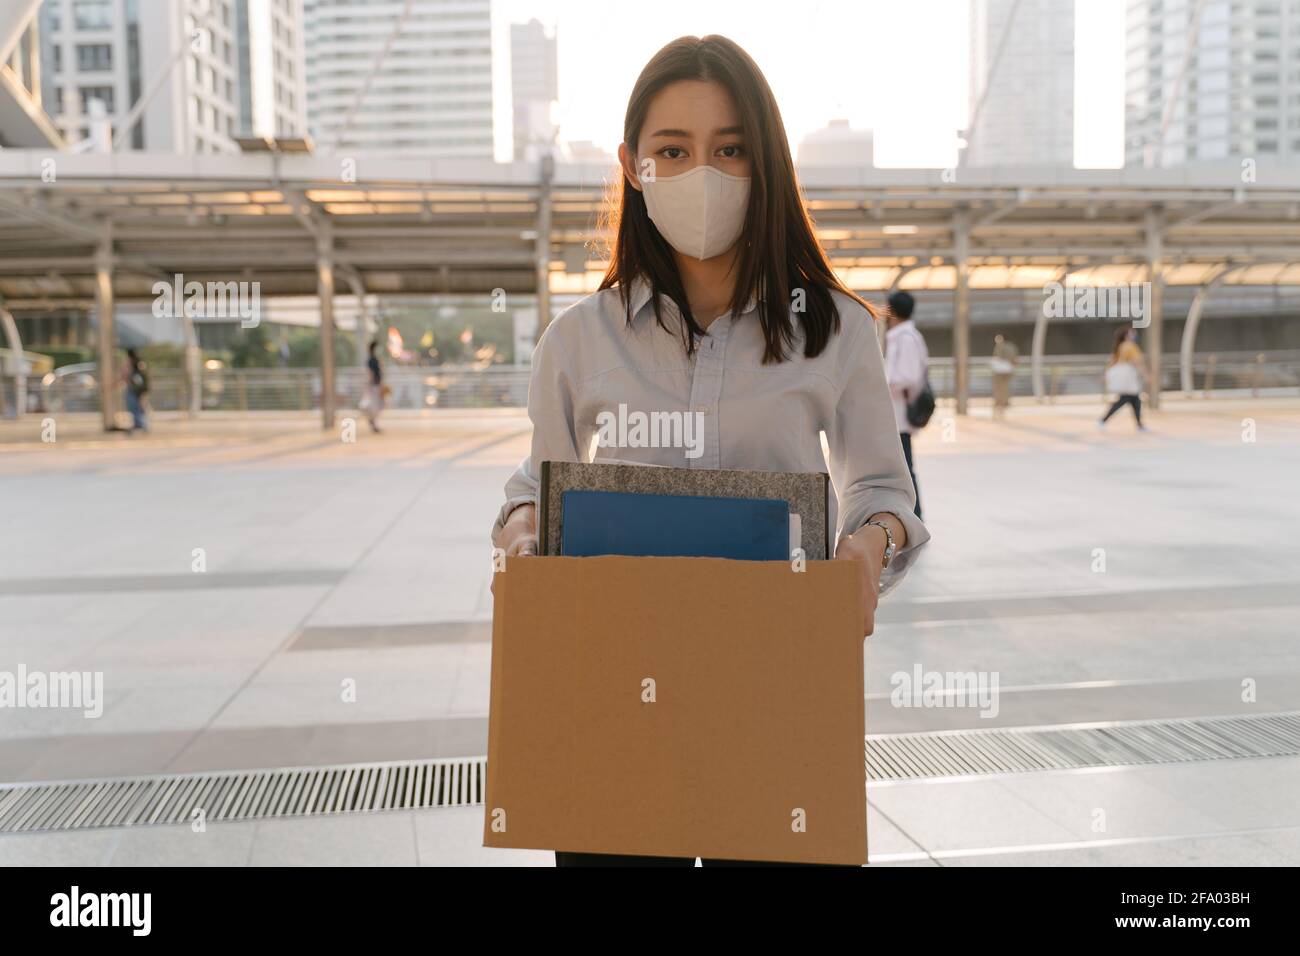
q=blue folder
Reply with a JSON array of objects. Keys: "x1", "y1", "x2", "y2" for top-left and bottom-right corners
[{"x1": 560, "y1": 489, "x2": 790, "y2": 560}]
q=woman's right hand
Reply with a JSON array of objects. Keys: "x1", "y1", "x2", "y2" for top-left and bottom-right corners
[{"x1": 496, "y1": 503, "x2": 538, "y2": 558}]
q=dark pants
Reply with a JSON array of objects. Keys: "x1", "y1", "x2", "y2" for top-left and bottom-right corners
[
  {"x1": 555, "y1": 851, "x2": 849, "y2": 867},
  {"x1": 1102, "y1": 393, "x2": 1143, "y2": 426},
  {"x1": 124, "y1": 389, "x2": 148, "y2": 431},
  {"x1": 899, "y1": 432, "x2": 921, "y2": 520}
]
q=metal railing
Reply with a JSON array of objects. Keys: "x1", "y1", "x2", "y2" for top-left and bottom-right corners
[
  {"x1": 18, "y1": 365, "x2": 533, "y2": 416},
  {"x1": 930, "y1": 351, "x2": 1300, "y2": 402},
  {"x1": 8, "y1": 352, "x2": 1300, "y2": 417}
]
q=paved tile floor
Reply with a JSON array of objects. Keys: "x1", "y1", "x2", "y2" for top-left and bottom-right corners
[{"x1": 1, "y1": 397, "x2": 1298, "y2": 865}]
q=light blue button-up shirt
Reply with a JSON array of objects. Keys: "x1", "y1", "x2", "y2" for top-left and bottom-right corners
[{"x1": 493, "y1": 277, "x2": 930, "y2": 593}]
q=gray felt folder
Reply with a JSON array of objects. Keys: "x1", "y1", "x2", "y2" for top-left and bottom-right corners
[{"x1": 538, "y1": 461, "x2": 832, "y2": 559}]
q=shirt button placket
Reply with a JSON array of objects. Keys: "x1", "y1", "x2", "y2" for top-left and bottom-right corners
[{"x1": 687, "y1": 319, "x2": 728, "y2": 470}]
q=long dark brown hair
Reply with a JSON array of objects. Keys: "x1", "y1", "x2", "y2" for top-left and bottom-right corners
[{"x1": 598, "y1": 35, "x2": 873, "y2": 363}]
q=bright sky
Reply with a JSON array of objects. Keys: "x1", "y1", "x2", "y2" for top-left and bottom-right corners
[{"x1": 490, "y1": 0, "x2": 1125, "y2": 168}]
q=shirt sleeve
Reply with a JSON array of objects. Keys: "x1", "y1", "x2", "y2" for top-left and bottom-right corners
[
  {"x1": 827, "y1": 317, "x2": 931, "y2": 595},
  {"x1": 490, "y1": 320, "x2": 583, "y2": 542}
]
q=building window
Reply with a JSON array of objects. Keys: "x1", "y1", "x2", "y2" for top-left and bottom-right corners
[
  {"x1": 79, "y1": 85, "x2": 115, "y2": 113},
  {"x1": 76, "y1": 43, "x2": 113, "y2": 72},
  {"x1": 73, "y1": 0, "x2": 112, "y2": 30}
]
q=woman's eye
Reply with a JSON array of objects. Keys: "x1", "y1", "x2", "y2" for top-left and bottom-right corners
[
  {"x1": 717, "y1": 145, "x2": 745, "y2": 158},
  {"x1": 659, "y1": 147, "x2": 686, "y2": 160}
]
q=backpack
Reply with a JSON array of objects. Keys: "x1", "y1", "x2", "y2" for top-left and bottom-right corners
[{"x1": 905, "y1": 378, "x2": 935, "y2": 430}]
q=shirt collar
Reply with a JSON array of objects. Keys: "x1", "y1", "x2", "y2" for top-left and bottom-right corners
[
  {"x1": 625, "y1": 274, "x2": 759, "y2": 324},
  {"x1": 627, "y1": 275, "x2": 655, "y2": 319}
]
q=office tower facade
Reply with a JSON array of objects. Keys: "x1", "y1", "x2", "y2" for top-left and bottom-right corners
[
  {"x1": 37, "y1": 0, "x2": 137, "y2": 148},
  {"x1": 304, "y1": 0, "x2": 493, "y2": 156},
  {"x1": 510, "y1": 17, "x2": 556, "y2": 160},
  {"x1": 1125, "y1": 0, "x2": 1299, "y2": 167},
  {"x1": 1, "y1": 0, "x2": 62, "y2": 147},
  {"x1": 235, "y1": 0, "x2": 309, "y2": 138},
  {"x1": 37, "y1": 0, "x2": 306, "y2": 153},
  {"x1": 964, "y1": 0, "x2": 1075, "y2": 167}
]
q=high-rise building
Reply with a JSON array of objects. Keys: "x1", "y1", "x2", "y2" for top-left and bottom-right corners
[
  {"x1": 304, "y1": 0, "x2": 494, "y2": 157},
  {"x1": 1, "y1": 0, "x2": 62, "y2": 148},
  {"x1": 1125, "y1": 0, "x2": 1299, "y2": 167},
  {"x1": 510, "y1": 18, "x2": 555, "y2": 160},
  {"x1": 36, "y1": 0, "x2": 306, "y2": 153},
  {"x1": 235, "y1": 0, "x2": 309, "y2": 139},
  {"x1": 797, "y1": 119, "x2": 874, "y2": 168},
  {"x1": 964, "y1": 0, "x2": 1075, "y2": 167}
]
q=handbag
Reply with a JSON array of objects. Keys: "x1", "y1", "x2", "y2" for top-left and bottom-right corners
[
  {"x1": 905, "y1": 377, "x2": 936, "y2": 429},
  {"x1": 1105, "y1": 362, "x2": 1142, "y2": 395}
]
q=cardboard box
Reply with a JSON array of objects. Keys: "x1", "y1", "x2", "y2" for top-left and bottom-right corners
[{"x1": 484, "y1": 555, "x2": 866, "y2": 865}]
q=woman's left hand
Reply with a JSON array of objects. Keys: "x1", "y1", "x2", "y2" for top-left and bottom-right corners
[{"x1": 834, "y1": 525, "x2": 887, "y2": 638}]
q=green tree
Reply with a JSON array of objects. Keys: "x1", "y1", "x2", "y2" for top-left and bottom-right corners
[
  {"x1": 285, "y1": 328, "x2": 356, "y2": 368},
  {"x1": 229, "y1": 324, "x2": 278, "y2": 368}
]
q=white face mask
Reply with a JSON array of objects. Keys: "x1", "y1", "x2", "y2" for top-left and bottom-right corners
[{"x1": 640, "y1": 164, "x2": 751, "y2": 261}]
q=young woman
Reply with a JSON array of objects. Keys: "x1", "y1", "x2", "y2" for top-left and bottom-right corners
[
  {"x1": 490, "y1": 35, "x2": 930, "y2": 866},
  {"x1": 1100, "y1": 326, "x2": 1148, "y2": 430},
  {"x1": 364, "y1": 339, "x2": 385, "y2": 433}
]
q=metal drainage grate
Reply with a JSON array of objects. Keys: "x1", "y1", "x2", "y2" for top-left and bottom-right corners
[
  {"x1": 866, "y1": 711, "x2": 1300, "y2": 781},
  {"x1": 0, "y1": 757, "x2": 484, "y2": 835},
  {"x1": 3, "y1": 713, "x2": 1298, "y2": 834}
]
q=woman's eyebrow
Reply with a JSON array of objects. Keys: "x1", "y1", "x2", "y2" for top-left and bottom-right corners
[{"x1": 646, "y1": 126, "x2": 745, "y2": 138}]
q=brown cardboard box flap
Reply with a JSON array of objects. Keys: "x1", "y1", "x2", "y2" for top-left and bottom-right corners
[{"x1": 485, "y1": 556, "x2": 866, "y2": 865}]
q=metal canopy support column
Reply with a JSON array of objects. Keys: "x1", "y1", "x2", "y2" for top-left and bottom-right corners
[
  {"x1": 0, "y1": 304, "x2": 26, "y2": 416},
  {"x1": 182, "y1": 311, "x2": 201, "y2": 417},
  {"x1": 1180, "y1": 266, "x2": 1230, "y2": 395},
  {"x1": 1033, "y1": 261, "x2": 1101, "y2": 402},
  {"x1": 535, "y1": 153, "x2": 554, "y2": 337},
  {"x1": 343, "y1": 270, "x2": 371, "y2": 368},
  {"x1": 1030, "y1": 294, "x2": 1050, "y2": 403},
  {"x1": 1145, "y1": 208, "x2": 1165, "y2": 410},
  {"x1": 953, "y1": 209, "x2": 972, "y2": 415},
  {"x1": 94, "y1": 228, "x2": 116, "y2": 431},
  {"x1": 317, "y1": 224, "x2": 336, "y2": 430}
]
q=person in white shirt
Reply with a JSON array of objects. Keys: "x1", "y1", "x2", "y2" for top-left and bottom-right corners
[
  {"x1": 882, "y1": 291, "x2": 929, "y2": 519},
  {"x1": 491, "y1": 33, "x2": 932, "y2": 867}
]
